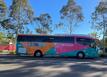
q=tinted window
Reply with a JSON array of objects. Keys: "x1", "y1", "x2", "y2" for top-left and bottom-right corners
[
  {"x1": 17, "y1": 35, "x2": 74, "y2": 43},
  {"x1": 17, "y1": 35, "x2": 48, "y2": 42},
  {"x1": 49, "y1": 36, "x2": 74, "y2": 43},
  {"x1": 76, "y1": 38, "x2": 94, "y2": 45}
]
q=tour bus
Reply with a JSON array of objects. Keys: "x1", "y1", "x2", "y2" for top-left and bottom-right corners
[{"x1": 16, "y1": 34, "x2": 99, "y2": 58}]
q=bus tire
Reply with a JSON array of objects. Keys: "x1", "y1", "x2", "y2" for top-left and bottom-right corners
[
  {"x1": 34, "y1": 50, "x2": 43, "y2": 57},
  {"x1": 77, "y1": 52, "x2": 85, "y2": 59}
]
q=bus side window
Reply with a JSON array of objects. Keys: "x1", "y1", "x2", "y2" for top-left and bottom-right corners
[
  {"x1": 51, "y1": 36, "x2": 75, "y2": 43},
  {"x1": 76, "y1": 38, "x2": 94, "y2": 46}
]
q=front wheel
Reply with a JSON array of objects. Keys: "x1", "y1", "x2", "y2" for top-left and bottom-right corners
[
  {"x1": 77, "y1": 52, "x2": 85, "y2": 59},
  {"x1": 34, "y1": 50, "x2": 43, "y2": 57}
]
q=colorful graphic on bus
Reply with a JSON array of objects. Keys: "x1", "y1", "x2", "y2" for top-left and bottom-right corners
[{"x1": 16, "y1": 34, "x2": 99, "y2": 58}]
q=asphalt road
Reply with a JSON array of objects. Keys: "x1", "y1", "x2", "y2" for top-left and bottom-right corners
[{"x1": 0, "y1": 56, "x2": 107, "y2": 77}]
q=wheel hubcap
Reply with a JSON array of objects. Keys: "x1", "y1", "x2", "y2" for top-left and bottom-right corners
[
  {"x1": 36, "y1": 52, "x2": 41, "y2": 56},
  {"x1": 78, "y1": 53, "x2": 83, "y2": 58}
]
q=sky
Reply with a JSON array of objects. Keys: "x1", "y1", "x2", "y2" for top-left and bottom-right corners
[{"x1": 6, "y1": 0, "x2": 100, "y2": 35}]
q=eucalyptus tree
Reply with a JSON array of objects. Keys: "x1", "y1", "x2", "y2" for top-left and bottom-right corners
[
  {"x1": 34, "y1": 13, "x2": 52, "y2": 34},
  {"x1": 92, "y1": 0, "x2": 107, "y2": 35},
  {"x1": 60, "y1": 0, "x2": 83, "y2": 34},
  {"x1": 9, "y1": 0, "x2": 34, "y2": 35},
  {"x1": 0, "y1": 0, "x2": 7, "y2": 30},
  {"x1": 0, "y1": 0, "x2": 7, "y2": 21},
  {"x1": 92, "y1": 0, "x2": 107, "y2": 48}
]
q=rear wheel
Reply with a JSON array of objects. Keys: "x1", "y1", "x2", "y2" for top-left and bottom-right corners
[
  {"x1": 77, "y1": 52, "x2": 85, "y2": 59},
  {"x1": 34, "y1": 50, "x2": 43, "y2": 57}
]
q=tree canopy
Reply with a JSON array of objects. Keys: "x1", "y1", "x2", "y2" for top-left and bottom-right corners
[
  {"x1": 34, "y1": 13, "x2": 52, "y2": 34},
  {"x1": 0, "y1": 0, "x2": 34, "y2": 35},
  {"x1": 9, "y1": 0, "x2": 34, "y2": 34},
  {"x1": 0, "y1": 0, "x2": 7, "y2": 21},
  {"x1": 92, "y1": 0, "x2": 107, "y2": 36},
  {"x1": 60, "y1": 0, "x2": 83, "y2": 34},
  {"x1": 92, "y1": 0, "x2": 107, "y2": 48}
]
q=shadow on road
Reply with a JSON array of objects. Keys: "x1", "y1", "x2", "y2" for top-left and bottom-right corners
[{"x1": 0, "y1": 56, "x2": 107, "y2": 77}]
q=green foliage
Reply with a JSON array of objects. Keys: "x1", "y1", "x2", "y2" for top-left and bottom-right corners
[
  {"x1": 34, "y1": 13, "x2": 52, "y2": 34},
  {"x1": 0, "y1": 0, "x2": 7, "y2": 21},
  {"x1": 0, "y1": 0, "x2": 34, "y2": 35},
  {"x1": 0, "y1": 0, "x2": 7, "y2": 30},
  {"x1": 60, "y1": 0, "x2": 83, "y2": 34},
  {"x1": 7, "y1": 33, "x2": 13, "y2": 39},
  {"x1": 89, "y1": 32, "x2": 100, "y2": 39},
  {"x1": 0, "y1": 31, "x2": 15, "y2": 45},
  {"x1": 0, "y1": 32, "x2": 4, "y2": 41},
  {"x1": 9, "y1": 0, "x2": 34, "y2": 34},
  {"x1": 0, "y1": 32, "x2": 9, "y2": 45},
  {"x1": 9, "y1": 51, "x2": 16, "y2": 54},
  {"x1": 92, "y1": 0, "x2": 107, "y2": 48},
  {"x1": 10, "y1": 0, "x2": 33, "y2": 23},
  {"x1": 0, "y1": 19, "x2": 15, "y2": 30},
  {"x1": 92, "y1": 1, "x2": 107, "y2": 34},
  {"x1": 55, "y1": 22, "x2": 64, "y2": 29},
  {"x1": 105, "y1": 38, "x2": 107, "y2": 47},
  {"x1": 96, "y1": 1, "x2": 107, "y2": 14}
]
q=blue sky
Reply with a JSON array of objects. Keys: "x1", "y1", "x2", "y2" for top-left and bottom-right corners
[
  {"x1": 74, "y1": 0, "x2": 100, "y2": 34},
  {"x1": 6, "y1": 0, "x2": 100, "y2": 35}
]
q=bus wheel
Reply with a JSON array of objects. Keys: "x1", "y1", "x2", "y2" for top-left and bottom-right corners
[
  {"x1": 34, "y1": 50, "x2": 43, "y2": 57},
  {"x1": 77, "y1": 52, "x2": 85, "y2": 59}
]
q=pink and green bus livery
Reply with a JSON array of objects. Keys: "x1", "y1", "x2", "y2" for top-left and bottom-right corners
[{"x1": 16, "y1": 34, "x2": 99, "y2": 58}]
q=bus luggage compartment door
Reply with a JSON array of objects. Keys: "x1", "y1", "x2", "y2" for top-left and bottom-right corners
[{"x1": 18, "y1": 47, "x2": 27, "y2": 56}]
